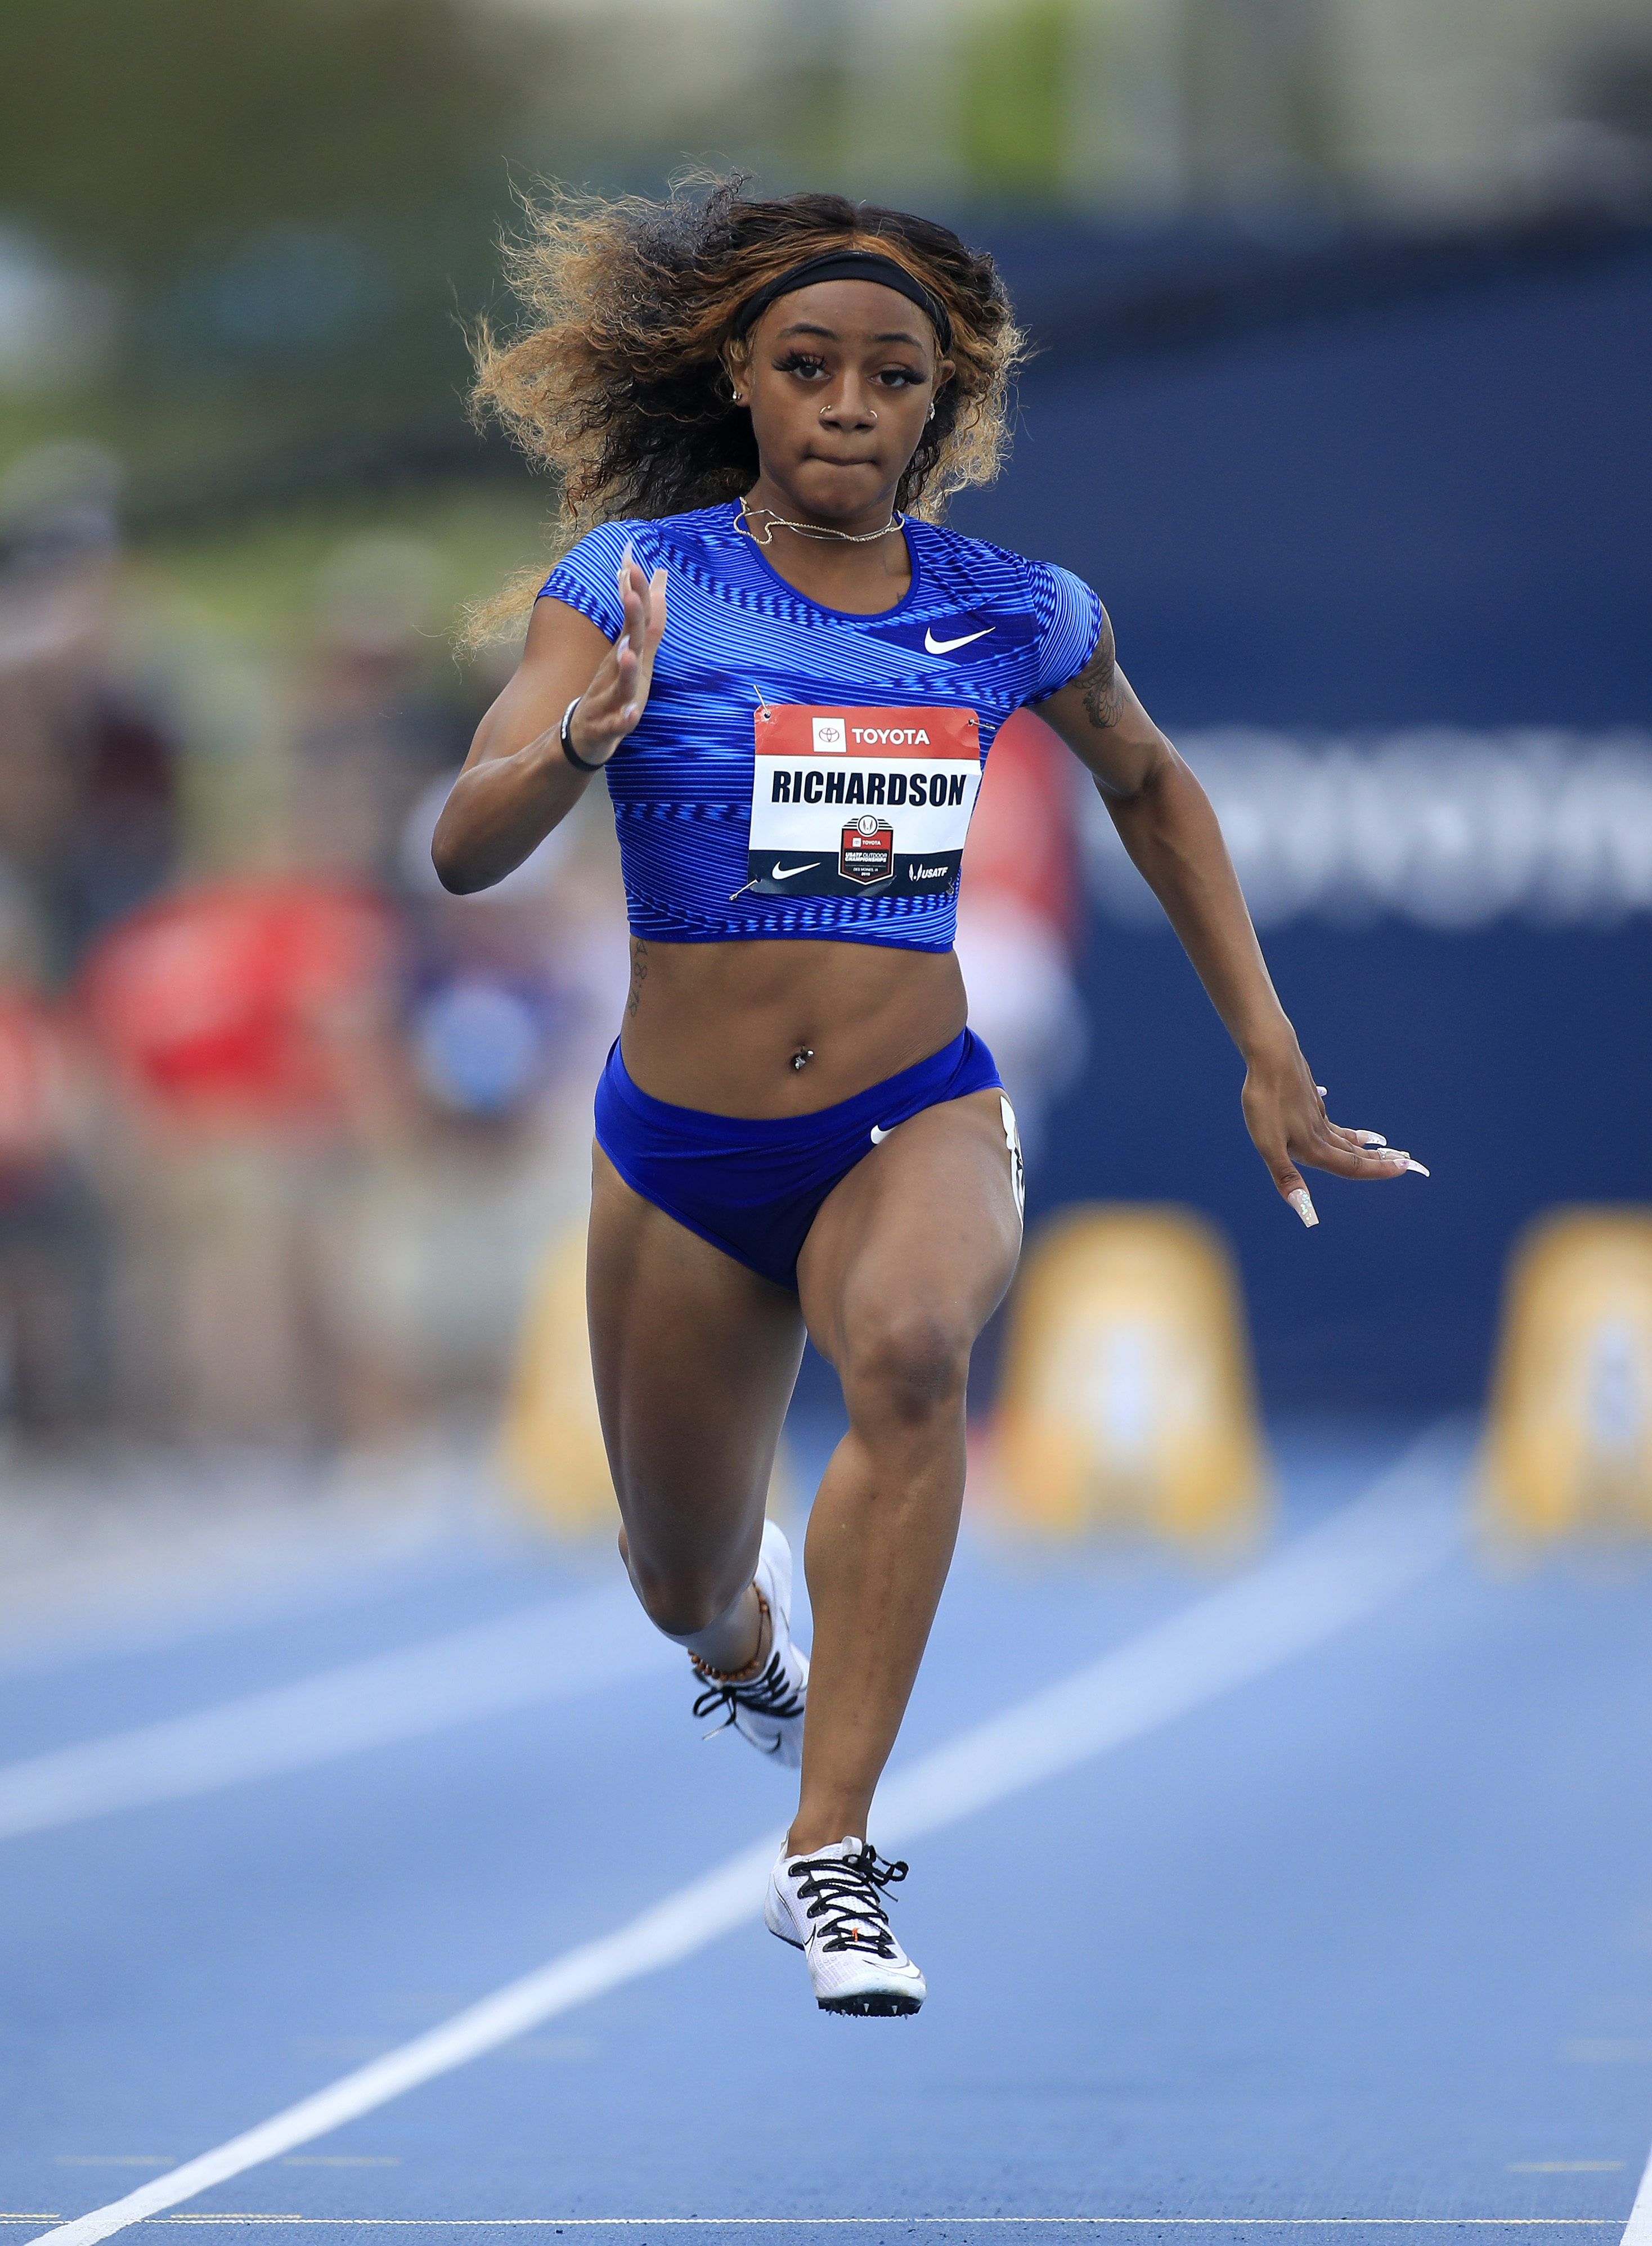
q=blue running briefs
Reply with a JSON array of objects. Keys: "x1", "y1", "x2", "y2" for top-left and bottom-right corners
[{"x1": 594, "y1": 1029, "x2": 1003, "y2": 1290}]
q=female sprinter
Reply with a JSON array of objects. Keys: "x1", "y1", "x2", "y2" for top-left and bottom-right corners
[{"x1": 434, "y1": 179, "x2": 1422, "y2": 2018}]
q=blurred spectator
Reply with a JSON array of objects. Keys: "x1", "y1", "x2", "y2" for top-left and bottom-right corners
[
  {"x1": 0, "y1": 441, "x2": 181, "y2": 1438},
  {"x1": 0, "y1": 443, "x2": 178, "y2": 982},
  {"x1": 61, "y1": 666, "x2": 632, "y2": 1447},
  {"x1": 289, "y1": 534, "x2": 469, "y2": 884},
  {"x1": 78, "y1": 878, "x2": 407, "y2": 1445},
  {"x1": 958, "y1": 708, "x2": 1089, "y2": 1157},
  {"x1": 80, "y1": 879, "x2": 403, "y2": 1130},
  {"x1": 397, "y1": 761, "x2": 629, "y2": 1109},
  {"x1": 45, "y1": 524, "x2": 567, "y2": 1452},
  {"x1": 295, "y1": 773, "x2": 629, "y2": 1440},
  {"x1": 0, "y1": 991, "x2": 103, "y2": 1435}
]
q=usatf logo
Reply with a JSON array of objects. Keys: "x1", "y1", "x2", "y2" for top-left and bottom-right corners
[{"x1": 811, "y1": 716, "x2": 846, "y2": 753}]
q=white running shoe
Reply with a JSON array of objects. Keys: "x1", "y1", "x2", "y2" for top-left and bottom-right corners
[
  {"x1": 765, "y1": 1835, "x2": 927, "y2": 2016},
  {"x1": 689, "y1": 1518, "x2": 809, "y2": 1768}
]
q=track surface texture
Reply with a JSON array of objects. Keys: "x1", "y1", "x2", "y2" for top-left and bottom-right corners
[{"x1": 1, "y1": 1420, "x2": 1648, "y2": 2246}]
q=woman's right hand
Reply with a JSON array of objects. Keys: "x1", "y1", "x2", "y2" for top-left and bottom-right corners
[
  {"x1": 568, "y1": 545, "x2": 668, "y2": 765},
  {"x1": 433, "y1": 546, "x2": 666, "y2": 893}
]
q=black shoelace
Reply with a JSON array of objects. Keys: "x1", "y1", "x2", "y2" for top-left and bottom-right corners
[
  {"x1": 785, "y1": 1843, "x2": 909, "y2": 1957},
  {"x1": 690, "y1": 1648, "x2": 806, "y2": 1748}
]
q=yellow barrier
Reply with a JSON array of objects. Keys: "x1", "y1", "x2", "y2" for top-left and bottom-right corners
[
  {"x1": 497, "y1": 1215, "x2": 618, "y2": 1531},
  {"x1": 985, "y1": 1204, "x2": 1269, "y2": 1543},
  {"x1": 1481, "y1": 1208, "x2": 1652, "y2": 1538}
]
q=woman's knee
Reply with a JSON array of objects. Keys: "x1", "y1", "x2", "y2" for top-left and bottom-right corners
[
  {"x1": 840, "y1": 1304, "x2": 973, "y2": 1428},
  {"x1": 617, "y1": 1526, "x2": 751, "y2": 1642}
]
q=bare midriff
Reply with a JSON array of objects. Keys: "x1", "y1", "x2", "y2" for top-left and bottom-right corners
[{"x1": 618, "y1": 937, "x2": 968, "y2": 1119}]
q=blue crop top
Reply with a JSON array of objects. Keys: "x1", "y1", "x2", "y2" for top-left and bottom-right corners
[{"x1": 538, "y1": 501, "x2": 1102, "y2": 950}]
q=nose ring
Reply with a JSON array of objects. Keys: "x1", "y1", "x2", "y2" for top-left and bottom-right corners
[{"x1": 819, "y1": 405, "x2": 876, "y2": 422}]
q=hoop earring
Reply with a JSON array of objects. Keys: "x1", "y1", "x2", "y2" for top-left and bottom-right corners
[{"x1": 927, "y1": 403, "x2": 936, "y2": 421}]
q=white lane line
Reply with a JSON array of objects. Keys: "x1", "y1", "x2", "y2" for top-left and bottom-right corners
[
  {"x1": 0, "y1": 1585, "x2": 673, "y2": 1841},
  {"x1": 30, "y1": 1431, "x2": 1465, "y2": 2246},
  {"x1": 133, "y1": 2217, "x2": 1637, "y2": 2229},
  {"x1": 879, "y1": 1446, "x2": 1461, "y2": 1853},
  {"x1": 1623, "y1": 2137, "x2": 1652, "y2": 2246}
]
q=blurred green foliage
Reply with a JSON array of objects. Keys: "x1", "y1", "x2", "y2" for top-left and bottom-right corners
[
  {"x1": 0, "y1": 0, "x2": 1111, "y2": 515},
  {"x1": 128, "y1": 483, "x2": 547, "y2": 655},
  {"x1": 0, "y1": 0, "x2": 568, "y2": 506},
  {"x1": 960, "y1": 0, "x2": 1075, "y2": 200},
  {"x1": 0, "y1": 0, "x2": 538, "y2": 270}
]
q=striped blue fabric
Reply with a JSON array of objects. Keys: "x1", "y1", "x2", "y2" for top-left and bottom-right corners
[{"x1": 540, "y1": 501, "x2": 1102, "y2": 949}]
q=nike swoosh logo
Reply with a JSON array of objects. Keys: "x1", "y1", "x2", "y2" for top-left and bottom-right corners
[
  {"x1": 770, "y1": 861, "x2": 820, "y2": 881},
  {"x1": 924, "y1": 626, "x2": 994, "y2": 655},
  {"x1": 869, "y1": 1124, "x2": 892, "y2": 1144}
]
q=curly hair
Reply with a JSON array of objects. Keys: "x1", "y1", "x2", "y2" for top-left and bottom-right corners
[{"x1": 462, "y1": 173, "x2": 1025, "y2": 648}]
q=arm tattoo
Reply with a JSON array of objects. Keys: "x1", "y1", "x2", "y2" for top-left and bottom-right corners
[
  {"x1": 626, "y1": 938, "x2": 648, "y2": 1019},
  {"x1": 1075, "y1": 606, "x2": 1121, "y2": 730}
]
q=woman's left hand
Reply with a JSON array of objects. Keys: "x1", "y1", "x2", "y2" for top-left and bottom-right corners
[{"x1": 1240, "y1": 1036, "x2": 1427, "y2": 1229}]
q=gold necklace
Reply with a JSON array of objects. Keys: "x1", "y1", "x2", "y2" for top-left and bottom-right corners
[{"x1": 736, "y1": 498, "x2": 906, "y2": 547}]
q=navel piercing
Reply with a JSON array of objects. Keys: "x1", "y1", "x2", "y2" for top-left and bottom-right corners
[{"x1": 791, "y1": 1049, "x2": 815, "y2": 1072}]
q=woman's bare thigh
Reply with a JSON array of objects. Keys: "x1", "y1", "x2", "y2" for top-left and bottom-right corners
[
  {"x1": 796, "y1": 1088, "x2": 1023, "y2": 1382},
  {"x1": 587, "y1": 1144, "x2": 806, "y2": 1615}
]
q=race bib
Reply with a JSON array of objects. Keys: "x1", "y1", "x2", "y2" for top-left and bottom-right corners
[{"x1": 743, "y1": 704, "x2": 981, "y2": 901}]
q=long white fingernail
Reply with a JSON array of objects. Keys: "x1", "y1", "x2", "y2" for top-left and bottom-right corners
[
  {"x1": 1316, "y1": 1085, "x2": 1327, "y2": 1097},
  {"x1": 1289, "y1": 1189, "x2": 1318, "y2": 1228},
  {"x1": 1406, "y1": 1159, "x2": 1430, "y2": 1176},
  {"x1": 1358, "y1": 1131, "x2": 1387, "y2": 1147},
  {"x1": 1385, "y1": 1151, "x2": 1410, "y2": 1166}
]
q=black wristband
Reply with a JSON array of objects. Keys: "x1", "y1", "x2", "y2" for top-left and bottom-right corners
[{"x1": 560, "y1": 695, "x2": 604, "y2": 773}]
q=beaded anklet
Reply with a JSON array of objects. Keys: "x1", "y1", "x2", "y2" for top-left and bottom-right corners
[{"x1": 688, "y1": 1586, "x2": 771, "y2": 1685}]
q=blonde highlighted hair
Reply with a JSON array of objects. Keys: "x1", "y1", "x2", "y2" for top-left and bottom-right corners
[{"x1": 461, "y1": 173, "x2": 1025, "y2": 650}]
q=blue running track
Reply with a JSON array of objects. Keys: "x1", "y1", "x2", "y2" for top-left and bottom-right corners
[{"x1": 1, "y1": 1419, "x2": 1648, "y2": 2246}]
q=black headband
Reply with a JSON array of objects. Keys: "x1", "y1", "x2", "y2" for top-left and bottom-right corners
[{"x1": 732, "y1": 249, "x2": 953, "y2": 354}]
